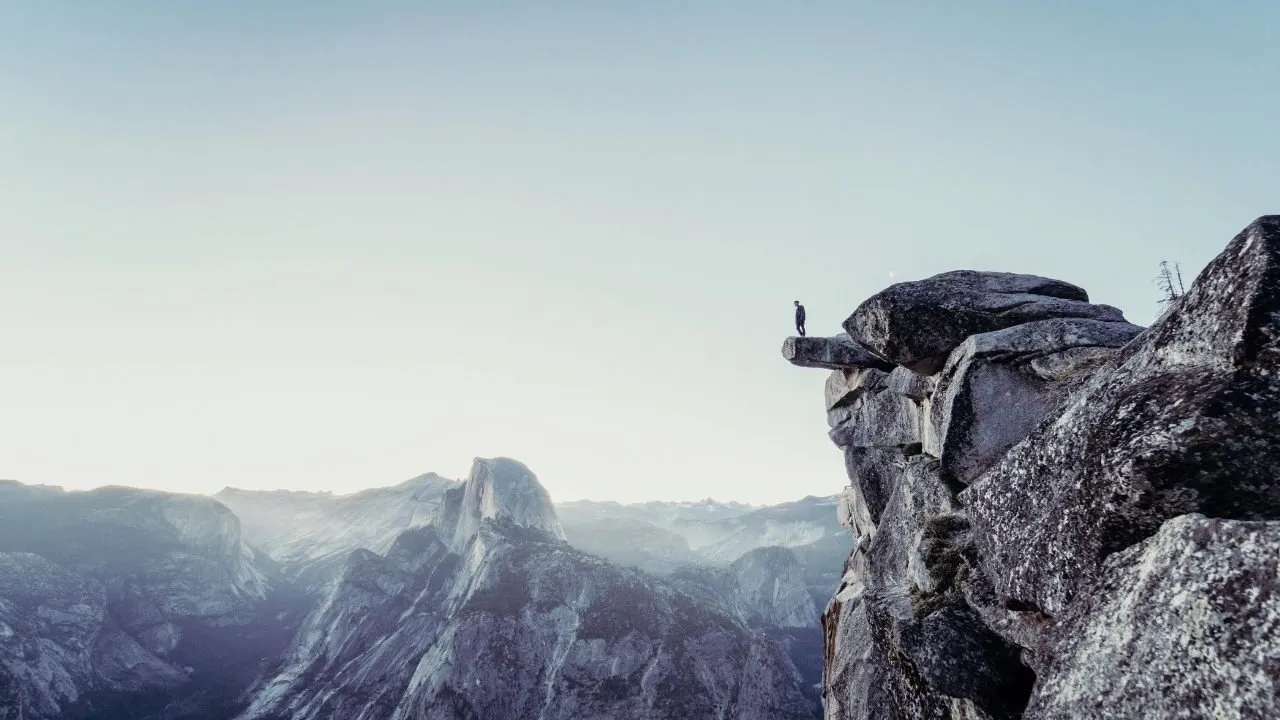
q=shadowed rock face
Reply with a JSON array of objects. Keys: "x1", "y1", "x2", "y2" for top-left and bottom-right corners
[
  {"x1": 0, "y1": 483, "x2": 303, "y2": 720},
  {"x1": 787, "y1": 216, "x2": 1280, "y2": 720},
  {"x1": 821, "y1": 576, "x2": 893, "y2": 720}
]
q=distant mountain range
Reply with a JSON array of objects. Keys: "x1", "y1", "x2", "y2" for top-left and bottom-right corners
[
  {"x1": 557, "y1": 495, "x2": 850, "y2": 608},
  {"x1": 0, "y1": 462, "x2": 837, "y2": 719}
]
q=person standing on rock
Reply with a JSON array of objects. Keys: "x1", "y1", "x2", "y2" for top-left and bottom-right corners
[{"x1": 794, "y1": 300, "x2": 806, "y2": 337}]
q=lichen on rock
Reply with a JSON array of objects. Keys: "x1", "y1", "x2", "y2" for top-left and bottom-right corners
[{"x1": 1025, "y1": 514, "x2": 1280, "y2": 719}]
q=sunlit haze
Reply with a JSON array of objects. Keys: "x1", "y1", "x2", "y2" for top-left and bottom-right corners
[{"x1": 3, "y1": 2, "x2": 1278, "y2": 504}]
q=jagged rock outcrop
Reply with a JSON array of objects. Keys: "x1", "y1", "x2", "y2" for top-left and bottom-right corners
[
  {"x1": 929, "y1": 318, "x2": 1143, "y2": 485},
  {"x1": 0, "y1": 482, "x2": 293, "y2": 720},
  {"x1": 963, "y1": 216, "x2": 1280, "y2": 617},
  {"x1": 787, "y1": 216, "x2": 1280, "y2": 719},
  {"x1": 844, "y1": 270, "x2": 1127, "y2": 375},
  {"x1": 238, "y1": 458, "x2": 819, "y2": 720}
]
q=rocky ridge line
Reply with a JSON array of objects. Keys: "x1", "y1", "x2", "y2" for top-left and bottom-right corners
[{"x1": 236, "y1": 457, "x2": 819, "y2": 720}]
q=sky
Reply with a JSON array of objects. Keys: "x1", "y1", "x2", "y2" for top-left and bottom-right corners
[{"x1": 1, "y1": 2, "x2": 1277, "y2": 505}]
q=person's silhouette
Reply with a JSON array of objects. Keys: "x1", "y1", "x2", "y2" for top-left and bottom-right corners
[{"x1": 794, "y1": 300, "x2": 806, "y2": 337}]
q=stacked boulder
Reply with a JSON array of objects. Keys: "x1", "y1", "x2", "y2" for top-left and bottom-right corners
[{"x1": 787, "y1": 216, "x2": 1280, "y2": 720}]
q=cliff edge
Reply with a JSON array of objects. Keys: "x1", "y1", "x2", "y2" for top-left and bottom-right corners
[{"x1": 787, "y1": 216, "x2": 1280, "y2": 720}]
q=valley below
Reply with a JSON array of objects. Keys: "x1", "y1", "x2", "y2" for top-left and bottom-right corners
[{"x1": 0, "y1": 461, "x2": 839, "y2": 720}]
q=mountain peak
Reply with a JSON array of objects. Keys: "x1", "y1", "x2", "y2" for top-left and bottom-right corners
[{"x1": 452, "y1": 457, "x2": 566, "y2": 546}]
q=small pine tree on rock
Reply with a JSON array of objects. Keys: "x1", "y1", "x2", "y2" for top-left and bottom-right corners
[{"x1": 1156, "y1": 260, "x2": 1186, "y2": 306}]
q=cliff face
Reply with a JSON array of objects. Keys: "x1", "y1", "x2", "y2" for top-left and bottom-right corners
[
  {"x1": 787, "y1": 216, "x2": 1280, "y2": 720},
  {"x1": 0, "y1": 482, "x2": 297, "y2": 720},
  {"x1": 236, "y1": 458, "x2": 818, "y2": 720}
]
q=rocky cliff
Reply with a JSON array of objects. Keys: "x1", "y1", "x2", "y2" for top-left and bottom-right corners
[
  {"x1": 786, "y1": 216, "x2": 1280, "y2": 719},
  {"x1": 1, "y1": 460, "x2": 823, "y2": 719},
  {"x1": 0, "y1": 482, "x2": 302, "y2": 720},
  {"x1": 235, "y1": 458, "x2": 818, "y2": 720}
]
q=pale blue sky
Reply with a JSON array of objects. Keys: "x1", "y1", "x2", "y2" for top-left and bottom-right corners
[{"x1": 1, "y1": 2, "x2": 1276, "y2": 504}]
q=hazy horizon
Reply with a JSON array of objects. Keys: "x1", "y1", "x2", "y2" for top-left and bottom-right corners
[
  {"x1": 2, "y1": 462, "x2": 825, "y2": 508},
  {"x1": 3, "y1": 2, "x2": 1278, "y2": 504}
]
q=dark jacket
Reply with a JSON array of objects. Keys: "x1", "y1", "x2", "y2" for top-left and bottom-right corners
[{"x1": 795, "y1": 305, "x2": 806, "y2": 324}]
